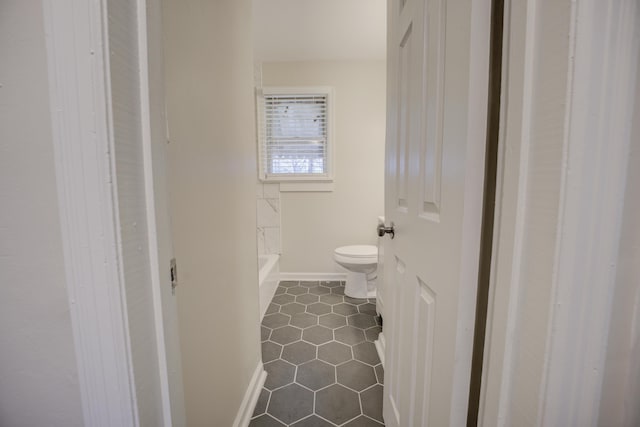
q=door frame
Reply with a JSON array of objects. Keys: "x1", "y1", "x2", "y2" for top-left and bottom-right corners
[
  {"x1": 43, "y1": 0, "x2": 175, "y2": 425},
  {"x1": 479, "y1": 0, "x2": 639, "y2": 425}
]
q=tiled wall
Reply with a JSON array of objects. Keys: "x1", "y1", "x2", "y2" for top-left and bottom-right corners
[{"x1": 256, "y1": 182, "x2": 281, "y2": 255}]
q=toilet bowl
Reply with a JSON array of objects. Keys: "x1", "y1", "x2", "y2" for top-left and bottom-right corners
[{"x1": 334, "y1": 245, "x2": 378, "y2": 299}]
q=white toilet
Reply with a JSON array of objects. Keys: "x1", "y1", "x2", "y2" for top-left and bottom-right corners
[{"x1": 334, "y1": 245, "x2": 378, "y2": 299}]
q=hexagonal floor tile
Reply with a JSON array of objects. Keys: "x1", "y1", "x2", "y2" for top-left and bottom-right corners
[
  {"x1": 364, "y1": 326, "x2": 382, "y2": 342},
  {"x1": 288, "y1": 312, "x2": 317, "y2": 328},
  {"x1": 344, "y1": 296, "x2": 368, "y2": 305},
  {"x1": 252, "y1": 388, "x2": 270, "y2": 418},
  {"x1": 281, "y1": 341, "x2": 316, "y2": 365},
  {"x1": 265, "y1": 303, "x2": 279, "y2": 315},
  {"x1": 330, "y1": 286, "x2": 345, "y2": 296},
  {"x1": 358, "y1": 303, "x2": 377, "y2": 316},
  {"x1": 342, "y1": 416, "x2": 383, "y2": 426},
  {"x1": 333, "y1": 303, "x2": 358, "y2": 316},
  {"x1": 302, "y1": 325, "x2": 333, "y2": 345},
  {"x1": 274, "y1": 286, "x2": 286, "y2": 295},
  {"x1": 249, "y1": 414, "x2": 286, "y2": 426},
  {"x1": 272, "y1": 293, "x2": 295, "y2": 305},
  {"x1": 318, "y1": 341, "x2": 352, "y2": 365},
  {"x1": 360, "y1": 384, "x2": 384, "y2": 423},
  {"x1": 264, "y1": 359, "x2": 295, "y2": 390},
  {"x1": 261, "y1": 326, "x2": 270, "y2": 342},
  {"x1": 300, "y1": 280, "x2": 319, "y2": 287},
  {"x1": 261, "y1": 341, "x2": 282, "y2": 363},
  {"x1": 280, "y1": 302, "x2": 306, "y2": 316},
  {"x1": 319, "y1": 293, "x2": 344, "y2": 305},
  {"x1": 375, "y1": 364, "x2": 384, "y2": 385},
  {"x1": 319, "y1": 313, "x2": 347, "y2": 329},
  {"x1": 270, "y1": 326, "x2": 302, "y2": 345},
  {"x1": 289, "y1": 312, "x2": 318, "y2": 329},
  {"x1": 268, "y1": 383, "x2": 313, "y2": 424},
  {"x1": 308, "y1": 286, "x2": 331, "y2": 296},
  {"x1": 262, "y1": 313, "x2": 290, "y2": 329},
  {"x1": 307, "y1": 302, "x2": 332, "y2": 316},
  {"x1": 296, "y1": 293, "x2": 319, "y2": 305},
  {"x1": 352, "y1": 342, "x2": 380, "y2": 366},
  {"x1": 337, "y1": 360, "x2": 377, "y2": 391},
  {"x1": 279, "y1": 281, "x2": 299, "y2": 288},
  {"x1": 348, "y1": 313, "x2": 377, "y2": 329},
  {"x1": 335, "y1": 325, "x2": 366, "y2": 346},
  {"x1": 286, "y1": 286, "x2": 308, "y2": 296},
  {"x1": 291, "y1": 415, "x2": 334, "y2": 426},
  {"x1": 296, "y1": 359, "x2": 335, "y2": 390},
  {"x1": 315, "y1": 384, "x2": 361, "y2": 425}
]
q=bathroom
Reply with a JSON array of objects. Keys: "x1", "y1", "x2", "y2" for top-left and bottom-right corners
[{"x1": 253, "y1": 0, "x2": 387, "y2": 425}]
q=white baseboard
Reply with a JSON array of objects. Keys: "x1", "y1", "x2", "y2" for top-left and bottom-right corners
[
  {"x1": 232, "y1": 362, "x2": 266, "y2": 427},
  {"x1": 279, "y1": 272, "x2": 347, "y2": 281},
  {"x1": 375, "y1": 332, "x2": 386, "y2": 368}
]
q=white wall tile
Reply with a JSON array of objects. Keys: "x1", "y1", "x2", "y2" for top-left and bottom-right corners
[
  {"x1": 257, "y1": 198, "x2": 279, "y2": 227},
  {"x1": 255, "y1": 183, "x2": 264, "y2": 199},
  {"x1": 264, "y1": 227, "x2": 281, "y2": 255}
]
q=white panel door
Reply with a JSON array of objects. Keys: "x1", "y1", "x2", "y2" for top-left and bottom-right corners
[{"x1": 383, "y1": 0, "x2": 491, "y2": 425}]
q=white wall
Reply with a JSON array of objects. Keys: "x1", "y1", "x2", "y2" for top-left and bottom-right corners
[
  {"x1": 0, "y1": 1, "x2": 84, "y2": 425},
  {"x1": 598, "y1": 63, "x2": 640, "y2": 426},
  {"x1": 162, "y1": 0, "x2": 262, "y2": 425},
  {"x1": 262, "y1": 60, "x2": 386, "y2": 273}
]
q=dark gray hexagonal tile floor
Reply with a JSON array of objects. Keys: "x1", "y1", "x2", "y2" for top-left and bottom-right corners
[
  {"x1": 360, "y1": 384, "x2": 384, "y2": 423},
  {"x1": 335, "y1": 325, "x2": 366, "y2": 346},
  {"x1": 353, "y1": 342, "x2": 380, "y2": 366},
  {"x1": 315, "y1": 384, "x2": 361, "y2": 425},
  {"x1": 269, "y1": 383, "x2": 314, "y2": 424},
  {"x1": 302, "y1": 325, "x2": 333, "y2": 345},
  {"x1": 319, "y1": 313, "x2": 347, "y2": 329},
  {"x1": 296, "y1": 359, "x2": 335, "y2": 390},
  {"x1": 281, "y1": 302, "x2": 307, "y2": 316},
  {"x1": 270, "y1": 325, "x2": 302, "y2": 345},
  {"x1": 251, "y1": 280, "x2": 385, "y2": 426},
  {"x1": 282, "y1": 341, "x2": 316, "y2": 365},
  {"x1": 337, "y1": 360, "x2": 377, "y2": 391},
  {"x1": 291, "y1": 415, "x2": 334, "y2": 426},
  {"x1": 318, "y1": 341, "x2": 352, "y2": 366},
  {"x1": 290, "y1": 312, "x2": 318, "y2": 329},
  {"x1": 307, "y1": 302, "x2": 332, "y2": 316}
]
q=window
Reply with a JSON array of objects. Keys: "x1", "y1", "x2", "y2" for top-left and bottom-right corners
[{"x1": 257, "y1": 87, "x2": 334, "y2": 184}]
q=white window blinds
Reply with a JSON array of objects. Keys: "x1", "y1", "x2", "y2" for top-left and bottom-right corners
[{"x1": 258, "y1": 88, "x2": 332, "y2": 181}]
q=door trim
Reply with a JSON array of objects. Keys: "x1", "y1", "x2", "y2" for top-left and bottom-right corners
[
  {"x1": 137, "y1": 0, "x2": 174, "y2": 425},
  {"x1": 43, "y1": 0, "x2": 139, "y2": 424},
  {"x1": 476, "y1": 0, "x2": 537, "y2": 424},
  {"x1": 479, "y1": 0, "x2": 640, "y2": 425}
]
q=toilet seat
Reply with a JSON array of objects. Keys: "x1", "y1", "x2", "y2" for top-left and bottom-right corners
[{"x1": 334, "y1": 245, "x2": 377, "y2": 264}]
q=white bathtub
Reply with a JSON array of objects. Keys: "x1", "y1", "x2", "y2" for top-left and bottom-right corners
[{"x1": 258, "y1": 254, "x2": 280, "y2": 320}]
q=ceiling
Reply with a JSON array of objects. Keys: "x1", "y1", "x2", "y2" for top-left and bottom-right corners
[{"x1": 253, "y1": 0, "x2": 387, "y2": 63}]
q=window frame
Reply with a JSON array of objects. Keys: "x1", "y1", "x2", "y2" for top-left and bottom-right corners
[{"x1": 257, "y1": 86, "x2": 335, "y2": 186}]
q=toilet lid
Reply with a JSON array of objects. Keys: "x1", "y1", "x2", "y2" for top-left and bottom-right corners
[{"x1": 334, "y1": 245, "x2": 377, "y2": 258}]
